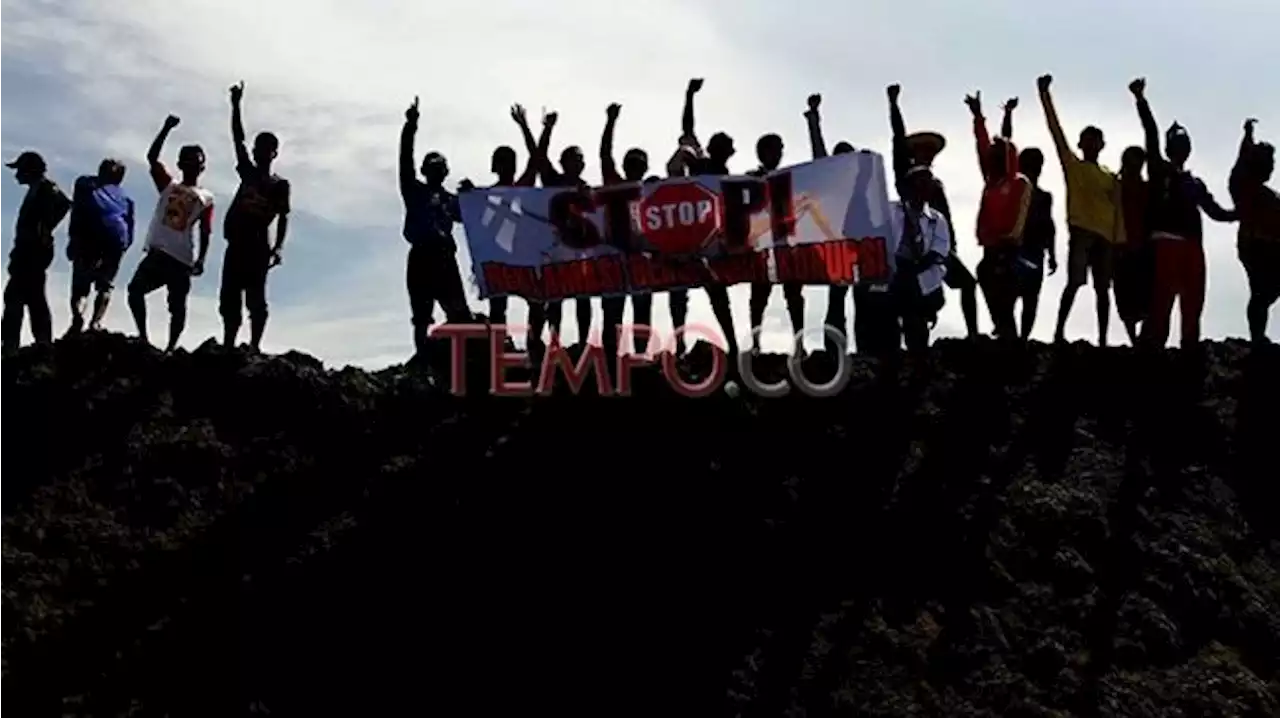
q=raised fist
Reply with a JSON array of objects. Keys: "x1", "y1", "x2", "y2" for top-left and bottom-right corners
[
  {"x1": 687, "y1": 78, "x2": 704, "y2": 95},
  {"x1": 1128, "y1": 77, "x2": 1146, "y2": 97},
  {"x1": 543, "y1": 108, "x2": 558, "y2": 127},
  {"x1": 606, "y1": 103, "x2": 621, "y2": 120},
  {"x1": 1245, "y1": 117, "x2": 1259, "y2": 132},
  {"x1": 163, "y1": 114, "x2": 181, "y2": 129},
  {"x1": 964, "y1": 91, "x2": 982, "y2": 115},
  {"x1": 406, "y1": 96, "x2": 420, "y2": 123},
  {"x1": 230, "y1": 80, "x2": 245, "y2": 103},
  {"x1": 886, "y1": 84, "x2": 901, "y2": 102},
  {"x1": 510, "y1": 104, "x2": 528, "y2": 125},
  {"x1": 807, "y1": 93, "x2": 821, "y2": 111},
  {"x1": 1003, "y1": 97, "x2": 1018, "y2": 112},
  {"x1": 1037, "y1": 75, "x2": 1052, "y2": 92}
]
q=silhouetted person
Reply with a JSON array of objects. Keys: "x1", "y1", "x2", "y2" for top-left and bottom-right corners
[
  {"x1": 1230, "y1": 118, "x2": 1280, "y2": 345},
  {"x1": 67, "y1": 158, "x2": 133, "y2": 336},
  {"x1": 1129, "y1": 78, "x2": 1237, "y2": 350},
  {"x1": 400, "y1": 96, "x2": 470, "y2": 358},
  {"x1": 1037, "y1": 74, "x2": 1123, "y2": 346},
  {"x1": 679, "y1": 77, "x2": 739, "y2": 354},
  {"x1": 1014, "y1": 147, "x2": 1057, "y2": 340},
  {"x1": 459, "y1": 103, "x2": 547, "y2": 335},
  {"x1": 1115, "y1": 146, "x2": 1152, "y2": 344},
  {"x1": 535, "y1": 119, "x2": 594, "y2": 347},
  {"x1": 222, "y1": 81, "x2": 291, "y2": 352},
  {"x1": 3, "y1": 151, "x2": 70, "y2": 355},
  {"x1": 892, "y1": 164, "x2": 952, "y2": 353},
  {"x1": 129, "y1": 115, "x2": 213, "y2": 352},
  {"x1": 803, "y1": 92, "x2": 856, "y2": 349},
  {"x1": 967, "y1": 92, "x2": 1032, "y2": 340},
  {"x1": 663, "y1": 141, "x2": 695, "y2": 355},
  {"x1": 599, "y1": 101, "x2": 653, "y2": 358},
  {"x1": 747, "y1": 132, "x2": 805, "y2": 353},
  {"x1": 888, "y1": 83, "x2": 979, "y2": 340}
]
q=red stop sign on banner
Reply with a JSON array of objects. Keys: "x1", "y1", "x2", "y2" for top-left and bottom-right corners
[{"x1": 638, "y1": 182, "x2": 721, "y2": 254}]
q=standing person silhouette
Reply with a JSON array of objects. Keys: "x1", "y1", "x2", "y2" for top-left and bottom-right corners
[
  {"x1": 67, "y1": 159, "x2": 134, "y2": 336},
  {"x1": 1037, "y1": 74, "x2": 1123, "y2": 346},
  {"x1": 222, "y1": 81, "x2": 291, "y2": 352},
  {"x1": 1000, "y1": 96, "x2": 1059, "y2": 339},
  {"x1": 803, "y1": 92, "x2": 857, "y2": 352},
  {"x1": 128, "y1": 115, "x2": 214, "y2": 352},
  {"x1": 1129, "y1": 78, "x2": 1237, "y2": 350},
  {"x1": 399, "y1": 96, "x2": 470, "y2": 360},
  {"x1": 888, "y1": 83, "x2": 979, "y2": 341},
  {"x1": 891, "y1": 165, "x2": 952, "y2": 353},
  {"x1": 599, "y1": 101, "x2": 652, "y2": 358},
  {"x1": 3, "y1": 151, "x2": 70, "y2": 355},
  {"x1": 1115, "y1": 146, "x2": 1152, "y2": 345},
  {"x1": 678, "y1": 77, "x2": 739, "y2": 355},
  {"x1": 458, "y1": 103, "x2": 549, "y2": 348},
  {"x1": 1230, "y1": 118, "x2": 1280, "y2": 345},
  {"x1": 746, "y1": 133, "x2": 805, "y2": 354},
  {"x1": 533, "y1": 115, "x2": 594, "y2": 348}
]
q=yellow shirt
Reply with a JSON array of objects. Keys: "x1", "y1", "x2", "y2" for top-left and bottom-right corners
[{"x1": 1038, "y1": 89, "x2": 1124, "y2": 244}]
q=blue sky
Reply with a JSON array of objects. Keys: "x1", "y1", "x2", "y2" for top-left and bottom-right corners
[{"x1": 2, "y1": 0, "x2": 1277, "y2": 368}]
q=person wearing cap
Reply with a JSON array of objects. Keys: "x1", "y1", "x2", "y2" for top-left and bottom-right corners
[
  {"x1": 676, "y1": 77, "x2": 738, "y2": 354},
  {"x1": 221, "y1": 82, "x2": 291, "y2": 352},
  {"x1": 887, "y1": 83, "x2": 980, "y2": 342},
  {"x1": 1036, "y1": 74, "x2": 1124, "y2": 346},
  {"x1": 128, "y1": 114, "x2": 215, "y2": 353},
  {"x1": 458, "y1": 103, "x2": 549, "y2": 344},
  {"x1": 1129, "y1": 78, "x2": 1237, "y2": 351},
  {"x1": 746, "y1": 132, "x2": 805, "y2": 354},
  {"x1": 890, "y1": 163, "x2": 952, "y2": 352},
  {"x1": 400, "y1": 96, "x2": 471, "y2": 360},
  {"x1": 67, "y1": 158, "x2": 134, "y2": 335},
  {"x1": 3, "y1": 150, "x2": 71, "y2": 354},
  {"x1": 967, "y1": 92, "x2": 1033, "y2": 341},
  {"x1": 803, "y1": 92, "x2": 857, "y2": 353},
  {"x1": 598, "y1": 101, "x2": 654, "y2": 360},
  {"x1": 1229, "y1": 118, "x2": 1280, "y2": 346}
]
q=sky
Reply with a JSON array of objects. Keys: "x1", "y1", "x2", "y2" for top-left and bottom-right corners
[{"x1": 2, "y1": 0, "x2": 1277, "y2": 369}]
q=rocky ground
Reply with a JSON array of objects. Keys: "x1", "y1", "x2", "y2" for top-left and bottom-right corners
[{"x1": 3, "y1": 332, "x2": 1279, "y2": 716}]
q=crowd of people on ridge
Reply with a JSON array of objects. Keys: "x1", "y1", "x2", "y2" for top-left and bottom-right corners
[{"x1": 3, "y1": 76, "x2": 1278, "y2": 365}]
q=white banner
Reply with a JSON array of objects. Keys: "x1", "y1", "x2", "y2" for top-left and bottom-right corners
[{"x1": 459, "y1": 151, "x2": 896, "y2": 301}]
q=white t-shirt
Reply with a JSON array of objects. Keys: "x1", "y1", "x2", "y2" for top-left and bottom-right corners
[{"x1": 145, "y1": 164, "x2": 214, "y2": 267}]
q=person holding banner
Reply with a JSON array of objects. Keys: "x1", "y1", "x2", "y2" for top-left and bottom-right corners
[
  {"x1": 891, "y1": 164, "x2": 951, "y2": 352},
  {"x1": 747, "y1": 134, "x2": 805, "y2": 353},
  {"x1": 534, "y1": 116, "x2": 594, "y2": 347},
  {"x1": 399, "y1": 96, "x2": 471, "y2": 359},
  {"x1": 888, "y1": 83, "x2": 980, "y2": 342},
  {"x1": 967, "y1": 92, "x2": 1032, "y2": 341},
  {"x1": 599, "y1": 101, "x2": 653, "y2": 357},
  {"x1": 678, "y1": 77, "x2": 739, "y2": 354},
  {"x1": 459, "y1": 103, "x2": 548, "y2": 336}
]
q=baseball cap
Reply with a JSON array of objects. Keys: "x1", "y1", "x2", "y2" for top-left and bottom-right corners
[{"x1": 6, "y1": 151, "x2": 47, "y2": 172}]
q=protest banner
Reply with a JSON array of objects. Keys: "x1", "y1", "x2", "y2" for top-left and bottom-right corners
[{"x1": 459, "y1": 151, "x2": 896, "y2": 301}]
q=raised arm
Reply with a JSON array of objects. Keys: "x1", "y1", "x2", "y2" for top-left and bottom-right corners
[
  {"x1": 1035, "y1": 75, "x2": 1077, "y2": 169},
  {"x1": 229, "y1": 81, "x2": 252, "y2": 169},
  {"x1": 887, "y1": 84, "x2": 909, "y2": 190},
  {"x1": 966, "y1": 91, "x2": 993, "y2": 180},
  {"x1": 147, "y1": 115, "x2": 179, "y2": 191},
  {"x1": 534, "y1": 109, "x2": 562, "y2": 186},
  {"x1": 682, "y1": 78, "x2": 704, "y2": 142},
  {"x1": 600, "y1": 103, "x2": 622, "y2": 184},
  {"x1": 805, "y1": 94, "x2": 828, "y2": 160},
  {"x1": 1230, "y1": 118, "x2": 1257, "y2": 200},
  {"x1": 511, "y1": 104, "x2": 542, "y2": 187},
  {"x1": 1128, "y1": 78, "x2": 1164, "y2": 182},
  {"x1": 400, "y1": 97, "x2": 419, "y2": 202},
  {"x1": 1001, "y1": 97, "x2": 1016, "y2": 140}
]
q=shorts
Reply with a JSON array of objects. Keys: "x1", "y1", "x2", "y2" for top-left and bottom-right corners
[
  {"x1": 220, "y1": 242, "x2": 271, "y2": 319},
  {"x1": 943, "y1": 252, "x2": 975, "y2": 291},
  {"x1": 128, "y1": 249, "x2": 192, "y2": 309},
  {"x1": 1067, "y1": 227, "x2": 1114, "y2": 288},
  {"x1": 71, "y1": 243, "x2": 125, "y2": 296},
  {"x1": 1240, "y1": 240, "x2": 1280, "y2": 301}
]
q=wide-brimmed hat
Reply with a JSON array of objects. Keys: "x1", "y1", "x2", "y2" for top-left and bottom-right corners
[{"x1": 905, "y1": 131, "x2": 946, "y2": 162}]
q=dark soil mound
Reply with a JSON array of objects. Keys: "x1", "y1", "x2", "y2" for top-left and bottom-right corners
[{"x1": 4, "y1": 332, "x2": 1279, "y2": 716}]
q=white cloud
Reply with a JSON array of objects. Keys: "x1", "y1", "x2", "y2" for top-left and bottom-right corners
[{"x1": 2, "y1": 0, "x2": 1276, "y2": 367}]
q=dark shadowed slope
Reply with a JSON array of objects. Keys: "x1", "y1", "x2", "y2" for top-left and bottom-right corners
[{"x1": 3, "y1": 333, "x2": 1279, "y2": 716}]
